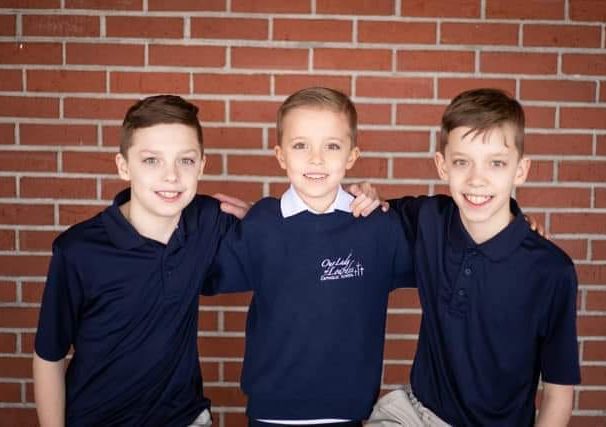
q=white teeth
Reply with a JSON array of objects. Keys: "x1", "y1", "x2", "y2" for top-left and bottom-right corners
[
  {"x1": 158, "y1": 191, "x2": 179, "y2": 198},
  {"x1": 304, "y1": 174, "x2": 327, "y2": 179},
  {"x1": 465, "y1": 194, "x2": 491, "y2": 204}
]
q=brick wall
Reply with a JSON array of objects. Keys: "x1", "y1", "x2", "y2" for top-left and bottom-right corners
[{"x1": 0, "y1": 0, "x2": 604, "y2": 425}]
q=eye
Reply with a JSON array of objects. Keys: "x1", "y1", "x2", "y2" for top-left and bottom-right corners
[
  {"x1": 179, "y1": 158, "x2": 196, "y2": 166},
  {"x1": 143, "y1": 157, "x2": 158, "y2": 165},
  {"x1": 326, "y1": 143, "x2": 341, "y2": 150},
  {"x1": 452, "y1": 159, "x2": 467, "y2": 167},
  {"x1": 492, "y1": 160, "x2": 506, "y2": 167},
  {"x1": 292, "y1": 142, "x2": 306, "y2": 150}
]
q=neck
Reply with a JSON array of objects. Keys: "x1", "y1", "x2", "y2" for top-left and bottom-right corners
[
  {"x1": 119, "y1": 202, "x2": 179, "y2": 244},
  {"x1": 461, "y1": 212, "x2": 514, "y2": 244}
]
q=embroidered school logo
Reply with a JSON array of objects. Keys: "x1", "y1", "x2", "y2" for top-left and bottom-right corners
[{"x1": 320, "y1": 252, "x2": 364, "y2": 281}]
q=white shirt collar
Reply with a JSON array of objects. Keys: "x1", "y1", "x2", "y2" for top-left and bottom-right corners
[{"x1": 280, "y1": 185, "x2": 353, "y2": 218}]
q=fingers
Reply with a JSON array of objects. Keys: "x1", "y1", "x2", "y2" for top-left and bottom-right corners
[
  {"x1": 213, "y1": 193, "x2": 250, "y2": 209},
  {"x1": 346, "y1": 183, "x2": 361, "y2": 196},
  {"x1": 350, "y1": 194, "x2": 382, "y2": 218},
  {"x1": 381, "y1": 201, "x2": 390, "y2": 212},
  {"x1": 213, "y1": 193, "x2": 251, "y2": 220}
]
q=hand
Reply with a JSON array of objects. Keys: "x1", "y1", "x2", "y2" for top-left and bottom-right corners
[
  {"x1": 214, "y1": 193, "x2": 251, "y2": 220},
  {"x1": 347, "y1": 182, "x2": 389, "y2": 218},
  {"x1": 524, "y1": 214, "x2": 550, "y2": 239}
]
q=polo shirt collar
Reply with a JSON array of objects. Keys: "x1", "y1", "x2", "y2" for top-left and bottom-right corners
[
  {"x1": 447, "y1": 198, "x2": 530, "y2": 261},
  {"x1": 280, "y1": 185, "x2": 353, "y2": 218},
  {"x1": 102, "y1": 188, "x2": 196, "y2": 249}
]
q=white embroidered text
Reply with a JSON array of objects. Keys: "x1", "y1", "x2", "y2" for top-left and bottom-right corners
[{"x1": 320, "y1": 252, "x2": 364, "y2": 281}]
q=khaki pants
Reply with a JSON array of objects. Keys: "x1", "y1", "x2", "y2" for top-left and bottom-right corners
[
  {"x1": 364, "y1": 386, "x2": 450, "y2": 427},
  {"x1": 189, "y1": 408, "x2": 212, "y2": 427}
]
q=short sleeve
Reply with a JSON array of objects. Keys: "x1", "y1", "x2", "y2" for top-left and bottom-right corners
[
  {"x1": 388, "y1": 195, "x2": 427, "y2": 242},
  {"x1": 34, "y1": 245, "x2": 83, "y2": 361},
  {"x1": 388, "y1": 211, "x2": 416, "y2": 290},
  {"x1": 540, "y1": 263, "x2": 581, "y2": 385}
]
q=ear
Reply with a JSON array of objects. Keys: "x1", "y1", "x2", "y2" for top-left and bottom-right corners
[
  {"x1": 514, "y1": 156, "x2": 531, "y2": 186},
  {"x1": 434, "y1": 152, "x2": 449, "y2": 181},
  {"x1": 115, "y1": 153, "x2": 130, "y2": 182},
  {"x1": 345, "y1": 146, "x2": 360, "y2": 170},
  {"x1": 274, "y1": 145, "x2": 287, "y2": 170},
  {"x1": 198, "y1": 154, "x2": 206, "y2": 179}
]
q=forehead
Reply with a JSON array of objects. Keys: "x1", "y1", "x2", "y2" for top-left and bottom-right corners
[
  {"x1": 283, "y1": 107, "x2": 348, "y2": 130},
  {"x1": 447, "y1": 125, "x2": 518, "y2": 155},
  {"x1": 130, "y1": 123, "x2": 200, "y2": 150}
]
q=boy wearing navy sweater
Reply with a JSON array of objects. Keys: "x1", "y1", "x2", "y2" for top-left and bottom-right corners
[
  {"x1": 33, "y1": 95, "x2": 239, "y2": 426},
  {"x1": 365, "y1": 88, "x2": 580, "y2": 426},
  {"x1": 207, "y1": 87, "x2": 415, "y2": 426}
]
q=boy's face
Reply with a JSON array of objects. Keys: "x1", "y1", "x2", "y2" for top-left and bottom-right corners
[
  {"x1": 115, "y1": 123, "x2": 205, "y2": 227},
  {"x1": 275, "y1": 107, "x2": 359, "y2": 213},
  {"x1": 434, "y1": 124, "x2": 530, "y2": 242}
]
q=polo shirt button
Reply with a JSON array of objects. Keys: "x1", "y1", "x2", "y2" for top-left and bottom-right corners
[
  {"x1": 458, "y1": 289, "x2": 466, "y2": 296},
  {"x1": 464, "y1": 267, "x2": 472, "y2": 275}
]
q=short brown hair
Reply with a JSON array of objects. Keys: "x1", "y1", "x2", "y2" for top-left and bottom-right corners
[
  {"x1": 439, "y1": 88, "x2": 525, "y2": 155},
  {"x1": 120, "y1": 95, "x2": 203, "y2": 157},
  {"x1": 276, "y1": 87, "x2": 357, "y2": 146}
]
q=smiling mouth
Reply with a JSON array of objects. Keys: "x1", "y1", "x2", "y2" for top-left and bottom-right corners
[
  {"x1": 464, "y1": 193, "x2": 493, "y2": 206},
  {"x1": 156, "y1": 191, "x2": 182, "y2": 201},
  {"x1": 304, "y1": 173, "x2": 328, "y2": 180}
]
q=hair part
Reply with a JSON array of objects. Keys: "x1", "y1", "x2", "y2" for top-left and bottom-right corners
[
  {"x1": 276, "y1": 87, "x2": 358, "y2": 147},
  {"x1": 439, "y1": 88, "x2": 525, "y2": 155},
  {"x1": 120, "y1": 95, "x2": 203, "y2": 157}
]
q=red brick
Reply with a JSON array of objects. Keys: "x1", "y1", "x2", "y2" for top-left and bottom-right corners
[
  {"x1": 526, "y1": 160, "x2": 553, "y2": 182},
  {"x1": 552, "y1": 213, "x2": 606, "y2": 234},
  {"x1": 149, "y1": 45, "x2": 224, "y2": 68},
  {"x1": 100, "y1": 178, "x2": 128, "y2": 200},
  {"x1": 232, "y1": 0, "x2": 310, "y2": 13},
  {"x1": 23, "y1": 15, "x2": 99, "y2": 37},
  {"x1": 524, "y1": 106, "x2": 556, "y2": 129},
  {"x1": 561, "y1": 107, "x2": 606, "y2": 129},
  {"x1": 524, "y1": 24, "x2": 601, "y2": 48},
  {"x1": 204, "y1": 127, "x2": 263, "y2": 149},
  {"x1": 560, "y1": 161, "x2": 606, "y2": 182},
  {"x1": 358, "y1": 101, "x2": 404, "y2": 125},
  {"x1": 0, "y1": 230, "x2": 14, "y2": 251},
  {"x1": 22, "y1": 333, "x2": 35, "y2": 354},
  {"x1": 0, "y1": 151, "x2": 56, "y2": 172},
  {"x1": 562, "y1": 54, "x2": 606, "y2": 75},
  {"x1": 348, "y1": 157, "x2": 389, "y2": 179},
  {"x1": 520, "y1": 80, "x2": 595, "y2": 102},
  {"x1": 198, "y1": 181, "x2": 263, "y2": 203},
  {"x1": 227, "y1": 154, "x2": 282, "y2": 176},
  {"x1": 204, "y1": 385, "x2": 246, "y2": 406},
  {"x1": 356, "y1": 77, "x2": 433, "y2": 99},
  {"x1": 149, "y1": 0, "x2": 224, "y2": 11},
  {"x1": 0, "y1": 69, "x2": 21, "y2": 91},
  {"x1": 223, "y1": 413, "x2": 248, "y2": 426},
  {"x1": 593, "y1": 240, "x2": 606, "y2": 261},
  {"x1": 0, "y1": 15, "x2": 15, "y2": 36},
  {"x1": 195, "y1": 100, "x2": 225, "y2": 122},
  {"x1": 106, "y1": 16, "x2": 182, "y2": 38},
  {"x1": 59, "y1": 204, "x2": 104, "y2": 226},
  {"x1": 388, "y1": 287, "x2": 422, "y2": 308},
  {"x1": 62, "y1": 151, "x2": 115, "y2": 174},
  {"x1": 597, "y1": 135, "x2": 606, "y2": 156},
  {"x1": 275, "y1": 75, "x2": 351, "y2": 96},
  {"x1": 487, "y1": 0, "x2": 564, "y2": 19},
  {"x1": 516, "y1": 187, "x2": 590, "y2": 208},
  {"x1": 315, "y1": 48, "x2": 391, "y2": 71},
  {"x1": 570, "y1": 0, "x2": 606, "y2": 21},
  {"x1": 580, "y1": 366, "x2": 606, "y2": 387},
  {"x1": 223, "y1": 311, "x2": 246, "y2": 332},
  {"x1": 578, "y1": 390, "x2": 606, "y2": 410},
  {"x1": 193, "y1": 73, "x2": 269, "y2": 95},
  {"x1": 577, "y1": 264, "x2": 606, "y2": 285},
  {"x1": 584, "y1": 339, "x2": 606, "y2": 360},
  {"x1": 0, "y1": 307, "x2": 40, "y2": 328},
  {"x1": 525, "y1": 133, "x2": 592, "y2": 156},
  {"x1": 358, "y1": 130, "x2": 430, "y2": 152},
  {"x1": 200, "y1": 361, "x2": 219, "y2": 382},
  {"x1": 586, "y1": 291, "x2": 606, "y2": 311},
  {"x1": 0, "y1": 96, "x2": 58, "y2": 118},
  {"x1": 0, "y1": 177, "x2": 15, "y2": 197},
  {"x1": 230, "y1": 100, "x2": 281, "y2": 123},
  {"x1": 198, "y1": 336, "x2": 245, "y2": 358},
  {"x1": 396, "y1": 103, "x2": 444, "y2": 126},
  {"x1": 19, "y1": 230, "x2": 59, "y2": 252},
  {"x1": 403, "y1": 0, "x2": 480, "y2": 17},
  {"x1": 481, "y1": 52, "x2": 557, "y2": 74},
  {"x1": 384, "y1": 338, "x2": 418, "y2": 360},
  {"x1": 386, "y1": 313, "x2": 421, "y2": 334},
  {"x1": 0, "y1": 203, "x2": 53, "y2": 225},
  {"x1": 398, "y1": 50, "x2": 474, "y2": 72},
  {"x1": 20, "y1": 124, "x2": 97, "y2": 147},
  {"x1": 200, "y1": 292, "x2": 251, "y2": 307},
  {"x1": 597, "y1": 188, "x2": 606, "y2": 209},
  {"x1": 0, "y1": 382, "x2": 21, "y2": 402},
  {"x1": 0, "y1": 281, "x2": 17, "y2": 303},
  {"x1": 27, "y1": 70, "x2": 105, "y2": 93},
  {"x1": 317, "y1": 0, "x2": 394, "y2": 14},
  {"x1": 393, "y1": 157, "x2": 437, "y2": 179},
  {"x1": 358, "y1": 21, "x2": 435, "y2": 44},
  {"x1": 551, "y1": 239, "x2": 587, "y2": 260},
  {"x1": 268, "y1": 182, "x2": 289, "y2": 197},
  {"x1": 232, "y1": 47, "x2": 308, "y2": 70},
  {"x1": 0, "y1": 0, "x2": 58, "y2": 7},
  {"x1": 22, "y1": 281, "x2": 45, "y2": 304},
  {"x1": 0, "y1": 408, "x2": 37, "y2": 426},
  {"x1": 438, "y1": 78, "x2": 516, "y2": 100},
  {"x1": 64, "y1": 98, "x2": 134, "y2": 120},
  {"x1": 110, "y1": 71, "x2": 189, "y2": 94},
  {"x1": 274, "y1": 19, "x2": 351, "y2": 42},
  {"x1": 0, "y1": 333, "x2": 16, "y2": 353},
  {"x1": 382, "y1": 363, "x2": 411, "y2": 385},
  {"x1": 65, "y1": 0, "x2": 142, "y2": 9},
  {"x1": 191, "y1": 17, "x2": 267, "y2": 40},
  {"x1": 0, "y1": 42, "x2": 61, "y2": 65},
  {"x1": 0, "y1": 256, "x2": 49, "y2": 276},
  {"x1": 0, "y1": 123, "x2": 14, "y2": 145},
  {"x1": 441, "y1": 23, "x2": 518, "y2": 45},
  {"x1": 578, "y1": 315, "x2": 606, "y2": 336},
  {"x1": 201, "y1": 154, "x2": 223, "y2": 176},
  {"x1": 223, "y1": 361, "x2": 242, "y2": 382},
  {"x1": 21, "y1": 177, "x2": 97, "y2": 199},
  {"x1": 198, "y1": 310, "x2": 218, "y2": 332},
  {"x1": 67, "y1": 43, "x2": 144, "y2": 66}
]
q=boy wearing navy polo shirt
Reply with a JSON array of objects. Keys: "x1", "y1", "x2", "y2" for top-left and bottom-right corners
[
  {"x1": 33, "y1": 95, "x2": 237, "y2": 426},
  {"x1": 366, "y1": 89, "x2": 581, "y2": 426},
  {"x1": 207, "y1": 87, "x2": 415, "y2": 426}
]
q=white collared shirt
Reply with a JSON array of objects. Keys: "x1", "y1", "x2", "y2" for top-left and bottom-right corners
[{"x1": 280, "y1": 185, "x2": 353, "y2": 218}]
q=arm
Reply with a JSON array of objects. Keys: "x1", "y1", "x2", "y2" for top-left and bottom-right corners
[
  {"x1": 535, "y1": 382, "x2": 573, "y2": 427},
  {"x1": 214, "y1": 193, "x2": 251, "y2": 220},
  {"x1": 33, "y1": 352, "x2": 65, "y2": 427}
]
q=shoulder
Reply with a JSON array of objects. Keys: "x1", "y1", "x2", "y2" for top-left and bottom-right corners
[
  {"x1": 244, "y1": 197, "x2": 280, "y2": 222},
  {"x1": 523, "y1": 232, "x2": 576, "y2": 275},
  {"x1": 53, "y1": 210, "x2": 105, "y2": 254},
  {"x1": 189, "y1": 194, "x2": 238, "y2": 230}
]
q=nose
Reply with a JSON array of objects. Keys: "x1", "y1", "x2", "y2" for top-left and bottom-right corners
[
  {"x1": 308, "y1": 147, "x2": 324, "y2": 165},
  {"x1": 163, "y1": 162, "x2": 179, "y2": 182},
  {"x1": 467, "y1": 164, "x2": 485, "y2": 186}
]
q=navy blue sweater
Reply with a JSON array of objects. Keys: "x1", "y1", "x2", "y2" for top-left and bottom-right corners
[{"x1": 208, "y1": 197, "x2": 414, "y2": 420}]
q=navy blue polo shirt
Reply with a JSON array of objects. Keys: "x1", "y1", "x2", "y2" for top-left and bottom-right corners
[
  {"x1": 390, "y1": 195, "x2": 580, "y2": 427},
  {"x1": 35, "y1": 189, "x2": 236, "y2": 426}
]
